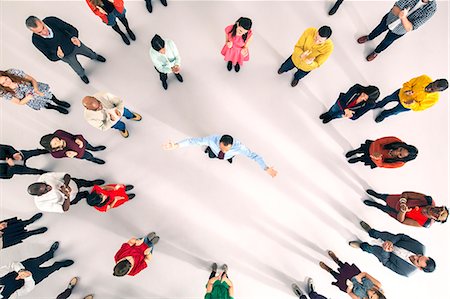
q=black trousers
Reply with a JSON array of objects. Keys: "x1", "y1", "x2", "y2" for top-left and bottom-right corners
[
  {"x1": 3, "y1": 149, "x2": 48, "y2": 179},
  {"x1": 155, "y1": 67, "x2": 168, "y2": 82},
  {"x1": 204, "y1": 146, "x2": 234, "y2": 163},
  {"x1": 21, "y1": 249, "x2": 65, "y2": 284}
]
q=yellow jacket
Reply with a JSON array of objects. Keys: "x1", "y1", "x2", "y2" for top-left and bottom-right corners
[
  {"x1": 399, "y1": 75, "x2": 439, "y2": 111},
  {"x1": 291, "y1": 28, "x2": 334, "y2": 72}
]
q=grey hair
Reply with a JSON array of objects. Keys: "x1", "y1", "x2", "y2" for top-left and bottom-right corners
[{"x1": 25, "y1": 16, "x2": 40, "y2": 28}]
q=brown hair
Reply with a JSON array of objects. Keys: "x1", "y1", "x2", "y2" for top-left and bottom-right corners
[
  {"x1": 89, "y1": 0, "x2": 104, "y2": 6},
  {"x1": 0, "y1": 70, "x2": 32, "y2": 94}
]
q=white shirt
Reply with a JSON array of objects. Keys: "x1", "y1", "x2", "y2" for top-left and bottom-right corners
[
  {"x1": 388, "y1": 1, "x2": 426, "y2": 30},
  {"x1": 33, "y1": 172, "x2": 78, "y2": 213},
  {"x1": 0, "y1": 262, "x2": 36, "y2": 299},
  {"x1": 83, "y1": 92, "x2": 125, "y2": 131}
]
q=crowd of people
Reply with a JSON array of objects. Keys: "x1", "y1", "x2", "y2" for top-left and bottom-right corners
[{"x1": 1, "y1": 0, "x2": 448, "y2": 299}]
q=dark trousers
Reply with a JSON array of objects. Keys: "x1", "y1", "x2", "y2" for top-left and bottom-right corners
[
  {"x1": 300, "y1": 292, "x2": 328, "y2": 299},
  {"x1": 368, "y1": 13, "x2": 404, "y2": 54},
  {"x1": 155, "y1": 67, "x2": 168, "y2": 82},
  {"x1": 204, "y1": 146, "x2": 234, "y2": 163},
  {"x1": 5, "y1": 149, "x2": 48, "y2": 179},
  {"x1": 60, "y1": 42, "x2": 98, "y2": 78},
  {"x1": 279, "y1": 56, "x2": 310, "y2": 80},
  {"x1": 376, "y1": 89, "x2": 410, "y2": 119},
  {"x1": 21, "y1": 249, "x2": 65, "y2": 284},
  {"x1": 70, "y1": 178, "x2": 98, "y2": 204},
  {"x1": 56, "y1": 288, "x2": 72, "y2": 299},
  {"x1": 80, "y1": 141, "x2": 102, "y2": 162}
]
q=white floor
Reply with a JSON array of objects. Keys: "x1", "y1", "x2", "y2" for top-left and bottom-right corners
[{"x1": 0, "y1": 1, "x2": 449, "y2": 298}]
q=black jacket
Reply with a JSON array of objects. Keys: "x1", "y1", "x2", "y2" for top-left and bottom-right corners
[{"x1": 336, "y1": 84, "x2": 376, "y2": 120}]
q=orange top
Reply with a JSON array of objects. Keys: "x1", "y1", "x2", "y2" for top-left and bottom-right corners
[{"x1": 369, "y1": 136, "x2": 405, "y2": 168}]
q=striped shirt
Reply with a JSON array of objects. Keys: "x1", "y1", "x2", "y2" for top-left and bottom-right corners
[{"x1": 386, "y1": 0, "x2": 436, "y2": 35}]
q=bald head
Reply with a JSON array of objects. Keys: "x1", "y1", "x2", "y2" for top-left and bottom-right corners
[{"x1": 82, "y1": 96, "x2": 101, "y2": 111}]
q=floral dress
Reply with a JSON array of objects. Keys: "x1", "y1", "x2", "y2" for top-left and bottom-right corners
[{"x1": 1, "y1": 69, "x2": 53, "y2": 110}]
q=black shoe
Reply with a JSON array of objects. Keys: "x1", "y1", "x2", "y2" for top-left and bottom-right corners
[
  {"x1": 162, "y1": 80, "x2": 168, "y2": 90},
  {"x1": 145, "y1": 0, "x2": 153, "y2": 12},
  {"x1": 366, "y1": 189, "x2": 380, "y2": 198},
  {"x1": 92, "y1": 145, "x2": 106, "y2": 151},
  {"x1": 234, "y1": 63, "x2": 240, "y2": 72},
  {"x1": 125, "y1": 185, "x2": 134, "y2": 191},
  {"x1": 55, "y1": 106, "x2": 69, "y2": 114},
  {"x1": 121, "y1": 34, "x2": 130, "y2": 45},
  {"x1": 91, "y1": 179, "x2": 105, "y2": 186},
  {"x1": 57, "y1": 260, "x2": 75, "y2": 268},
  {"x1": 127, "y1": 29, "x2": 136, "y2": 41},
  {"x1": 345, "y1": 150, "x2": 356, "y2": 158},
  {"x1": 363, "y1": 200, "x2": 377, "y2": 207},
  {"x1": 375, "y1": 114, "x2": 385, "y2": 123},
  {"x1": 50, "y1": 241, "x2": 60, "y2": 252},
  {"x1": 348, "y1": 158, "x2": 360, "y2": 164},
  {"x1": 52, "y1": 99, "x2": 71, "y2": 108},
  {"x1": 160, "y1": 0, "x2": 167, "y2": 6},
  {"x1": 291, "y1": 79, "x2": 299, "y2": 87},
  {"x1": 322, "y1": 117, "x2": 332, "y2": 124},
  {"x1": 96, "y1": 55, "x2": 106, "y2": 62},
  {"x1": 227, "y1": 61, "x2": 232, "y2": 71},
  {"x1": 128, "y1": 193, "x2": 136, "y2": 200},
  {"x1": 29, "y1": 227, "x2": 48, "y2": 235},
  {"x1": 175, "y1": 73, "x2": 183, "y2": 82},
  {"x1": 81, "y1": 76, "x2": 89, "y2": 84},
  {"x1": 90, "y1": 158, "x2": 105, "y2": 165},
  {"x1": 227, "y1": 158, "x2": 233, "y2": 164},
  {"x1": 28, "y1": 212, "x2": 43, "y2": 224},
  {"x1": 277, "y1": 68, "x2": 283, "y2": 75},
  {"x1": 328, "y1": 0, "x2": 343, "y2": 15},
  {"x1": 319, "y1": 113, "x2": 328, "y2": 119}
]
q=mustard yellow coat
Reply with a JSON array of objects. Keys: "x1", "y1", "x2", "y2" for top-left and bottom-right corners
[
  {"x1": 399, "y1": 75, "x2": 439, "y2": 111},
  {"x1": 291, "y1": 27, "x2": 334, "y2": 72}
]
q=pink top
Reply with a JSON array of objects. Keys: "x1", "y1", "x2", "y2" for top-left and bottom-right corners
[{"x1": 221, "y1": 24, "x2": 252, "y2": 65}]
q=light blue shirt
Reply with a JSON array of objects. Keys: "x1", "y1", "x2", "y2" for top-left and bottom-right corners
[
  {"x1": 177, "y1": 135, "x2": 268, "y2": 170},
  {"x1": 42, "y1": 26, "x2": 54, "y2": 39},
  {"x1": 149, "y1": 39, "x2": 181, "y2": 74}
]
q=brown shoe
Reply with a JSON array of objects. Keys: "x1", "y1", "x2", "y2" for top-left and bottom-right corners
[
  {"x1": 131, "y1": 112, "x2": 142, "y2": 121},
  {"x1": 319, "y1": 261, "x2": 332, "y2": 273},
  {"x1": 83, "y1": 295, "x2": 94, "y2": 299},
  {"x1": 357, "y1": 35, "x2": 369, "y2": 44},
  {"x1": 291, "y1": 79, "x2": 299, "y2": 87},
  {"x1": 366, "y1": 52, "x2": 378, "y2": 61},
  {"x1": 327, "y1": 250, "x2": 340, "y2": 265},
  {"x1": 68, "y1": 277, "x2": 78, "y2": 289},
  {"x1": 120, "y1": 129, "x2": 129, "y2": 138}
]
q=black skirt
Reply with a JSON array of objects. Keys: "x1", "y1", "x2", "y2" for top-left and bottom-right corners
[{"x1": 1, "y1": 217, "x2": 27, "y2": 248}]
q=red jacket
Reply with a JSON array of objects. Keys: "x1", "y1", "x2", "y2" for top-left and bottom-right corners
[
  {"x1": 86, "y1": 0, "x2": 124, "y2": 24},
  {"x1": 369, "y1": 136, "x2": 405, "y2": 168}
]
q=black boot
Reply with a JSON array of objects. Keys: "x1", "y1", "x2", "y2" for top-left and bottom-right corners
[
  {"x1": 119, "y1": 17, "x2": 136, "y2": 41},
  {"x1": 345, "y1": 149, "x2": 358, "y2": 158},
  {"x1": 45, "y1": 103, "x2": 69, "y2": 114},
  {"x1": 160, "y1": 0, "x2": 167, "y2": 6},
  {"x1": 234, "y1": 63, "x2": 240, "y2": 72},
  {"x1": 125, "y1": 185, "x2": 134, "y2": 191},
  {"x1": 227, "y1": 61, "x2": 232, "y2": 71},
  {"x1": 51, "y1": 95, "x2": 71, "y2": 108},
  {"x1": 328, "y1": 0, "x2": 344, "y2": 15},
  {"x1": 24, "y1": 213, "x2": 43, "y2": 225},
  {"x1": 319, "y1": 112, "x2": 329, "y2": 120},
  {"x1": 145, "y1": 0, "x2": 153, "y2": 12},
  {"x1": 91, "y1": 145, "x2": 106, "y2": 151},
  {"x1": 348, "y1": 157, "x2": 362, "y2": 164},
  {"x1": 175, "y1": 73, "x2": 183, "y2": 82},
  {"x1": 112, "y1": 24, "x2": 130, "y2": 45}
]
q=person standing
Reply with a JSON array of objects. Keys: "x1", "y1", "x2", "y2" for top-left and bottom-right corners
[
  {"x1": 87, "y1": 184, "x2": 135, "y2": 212},
  {"x1": 113, "y1": 233, "x2": 159, "y2": 277},
  {"x1": 320, "y1": 84, "x2": 380, "y2": 123},
  {"x1": 349, "y1": 221, "x2": 436, "y2": 277},
  {"x1": 163, "y1": 134, "x2": 278, "y2": 177},
  {"x1": 363, "y1": 189, "x2": 448, "y2": 227},
  {"x1": 0, "y1": 213, "x2": 46, "y2": 251},
  {"x1": 292, "y1": 278, "x2": 329, "y2": 299},
  {"x1": 56, "y1": 277, "x2": 94, "y2": 299},
  {"x1": 85, "y1": 0, "x2": 136, "y2": 45},
  {"x1": 144, "y1": 0, "x2": 167, "y2": 13},
  {"x1": 82, "y1": 92, "x2": 142, "y2": 138},
  {"x1": 26, "y1": 16, "x2": 106, "y2": 84},
  {"x1": 357, "y1": 0, "x2": 437, "y2": 61},
  {"x1": 27, "y1": 172, "x2": 105, "y2": 213},
  {"x1": 39, "y1": 129, "x2": 106, "y2": 164},
  {"x1": 205, "y1": 263, "x2": 234, "y2": 299},
  {"x1": 0, "y1": 242, "x2": 73, "y2": 299},
  {"x1": 374, "y1": 76, "x2": 448, "y2": 122},
  {"x1": 0, "y1": 69, "x2": 70, "y2": 114},
  {"x1": 328, "y1": 0, "x2": 344, "y2": 15},
  {"x1": 0, "y1": 144, "x2": 48, "y2": 180},
  {"x1": 278, "y1": 26, "x2": 333, "y2": 87},
  {"x1": 345, "y1": 136, "x2": 418, "y2": 169},
  {"x1": 221, "y1": 17, "x2": 253, "y2": 73},
  {"x1": 149, "y1": 34, "x2": 182, "y2": 90}
]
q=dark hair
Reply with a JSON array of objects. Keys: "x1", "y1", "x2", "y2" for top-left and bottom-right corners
[
  {"x1": 86, "y1": 192, "x2": 108, "y2": 207},
  {"x1": 0, "y1": 70, "x2": 32, "y2": 94},
  {"x1": 383, "y1": 142, "x2": 418, "y2": 164},
  {"x1": 27, "y1": 182, "x2": 46, "y2": 196},
  {"x1": 151, "y1": 34, "x2": 165, "y2": 51},
  {"x1": 113, "y1": 259, "x2": 132, "y2": 277},
  {"x1": 25, "y1": 16, "x2": 40, "y2": 28},
  {"x1": 318, "y1": 26, "x2": 332, "y2": 39},
  {"x1": 40, "y1": 134, "x2": 57, "y2": 151},
  {"x1": 436, "y1": 207, "x2": 449, "y2": 223},
  {"x1": 435, "y1": 79, "x2": 449, "y2": 91},
  {"x1": 219, "y1": 135, "x2": 234, "y2": 146},
  {"x1": 374, "y1": 289, "x2": 386, "y2": 299},
  {"x1": 361, "y1": 85, "x2": 380, "y2": 103},
  {"x1": 229, "y1": 17, "x2": 252, "y2": 42},
  {"x1": 423, "y1": 257, "x2": 436, "y2": 273}
]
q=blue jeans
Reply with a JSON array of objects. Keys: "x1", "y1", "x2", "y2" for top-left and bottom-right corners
[
  {"x1": 107, "y1": 8, "x2": 127, "y2": 26},
  {"x1": 327, "y1": 101, "x2": 344, "y2": 119},
  {"x1": 279, "y1": 56, "x2": 310, "y2": 80},
  {"x1": 368, "y1": 13, "x2": 404, "y2": 53},
  {"x1": 376, "y1": 89, "x2": 410, "y2": 120},
  {"x1": 142, "y1": 236, "x2": 154, "y2": 253},
  {"x1": 111, "y1": 107, "x2": 134, "y2": 131}
]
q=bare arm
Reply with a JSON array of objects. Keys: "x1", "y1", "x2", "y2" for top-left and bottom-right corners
[
  {"x1": 24, "y1": 74, "x2": 40, "y2": 93},
  {"x1": 364, "y1": 272, "x2": 382, "y2": 288},
  {"x1": 62, "y1": 197, "x2": 71, "y2": 211},
  {"x1": 243, "y1": 34, "x2": 253, "y2": 48}
]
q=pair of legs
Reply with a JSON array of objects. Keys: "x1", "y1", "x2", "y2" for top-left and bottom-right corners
[
  {"x1": 56, "y1": 277, "x2": 93, "y2": 299},
  {"x1": 5, "y1": 149, "x2": 49, "y2": 179},
  {"x1": 299, "y1": 292, "x2": 328, "y2": 299},
  {"x1": 364, "y1": 189, "x2": 398, "y2": 215},
  {"x1": 226, "y1": 61, "x2": 241, "y2": 72},
  {"x1": 21, "y1": 243, "x2": 73, "y2": 285},
  {"x1": 204, "y1": 146, "x2": 233, "y2": 163},
  {"x1": 206, "y1": 263, "x2": 232, "y2": 296},
  {"x1": 1, "y1": 213, "x2": 46, "y2": 248},
  {"x1": 44, "y1": 94, "x2": 71, "y2": 115},
  {"x1": 374, "y1": 89, "x2": 410, "y2": 122},
  {"x1": 345, "y1": 141, "x2": 376, "y2": 168},
  {"x1": 145, "y1": 0, "x2": 168, "y2": 13},
  {"x1": 110, "y1": 107, "x2": 141, "y2": 137},
  {"x1": 154, "y1": 67, "x2": 183, "y2": 90},
  {"x1": 80, "y1": 142, "x2": 106, "y2": 164},
  {"x1": 293, "y1": 278, "x2": 327, "y2": 299},
  {"x1": 278, "y1": 56, "x2": 310, "y2": 86},
  {"x1": 60, "y1": 42, "x2": 105, "y2": 83},
  {"x1": 108, "y1": 10, "x2": 135, "y2": 45},
  {"x1": 320, "y1": 101, "x2": 343, "y2": 123},
  {"x1": 70, "y1": 178, "x2": 105, "y2": 205}
]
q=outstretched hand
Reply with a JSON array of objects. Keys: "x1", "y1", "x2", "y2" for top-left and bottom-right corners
[{"x1": 163, "y1": 141, "x2": 179, "y2": 150}]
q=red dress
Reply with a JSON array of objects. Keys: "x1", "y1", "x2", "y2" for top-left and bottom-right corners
[
  {"x1": 221, "y1": 25, "x2": 252, "y2": 65},
  {"x1": 91, "y1": 184, "x2": 129, "y2": 212},
  {"x1": 114, "y1": 242, "x2": 149, "y2": 276}
]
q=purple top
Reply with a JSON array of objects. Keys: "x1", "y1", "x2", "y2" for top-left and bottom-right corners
[{"x1": 50, "y1": 130, "x2": 86, "y2": 159}]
